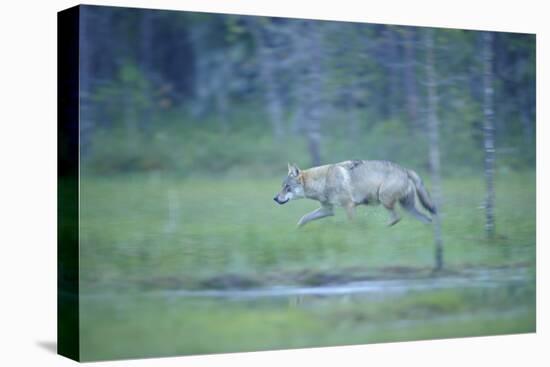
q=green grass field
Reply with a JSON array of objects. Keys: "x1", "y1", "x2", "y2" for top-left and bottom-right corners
[
  {"x1": 79, "y1": 285, "x2": 535, "y2": 361},
  {"x1": 79, "y1": 171, "x2": 535, "y2": 290},
  {"x1": 78, "y1": 171, "x2": 536, "y2": 361}
]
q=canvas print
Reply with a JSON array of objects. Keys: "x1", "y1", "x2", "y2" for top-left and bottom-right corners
[{"x1": 58, "y1": 5, "x2": 536, "y2": 362}]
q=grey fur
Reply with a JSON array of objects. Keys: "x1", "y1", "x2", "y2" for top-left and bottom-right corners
[{"x1": 274, "y1": 160, "x2": 436, "y2": 228}]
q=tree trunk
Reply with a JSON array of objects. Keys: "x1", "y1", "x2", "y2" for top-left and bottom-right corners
[
  {"x1": 404, "y1": 27, "x2": 420, "y2": 131},
  {"x1": 79, "y1": 7, "x2": 93, "y2": 154},
  {"x1": 139, "y1": 11, "x2": 154, "y2": 133},
  {"x1": 519, "y1": 81, "x2": 534, "y2": 147},
  {"x1": 215, "y1": 51, "x2": 230, "y2": 132},
  {"x1": 305, "y1": 22, "x2": 323, "y2": 167},
  {"x1": 189, "y1": 25, "x2": 208, "y2": 119},
  {"x1": 425, "y1": 29, "x2": 444, "y2": 271},
  {"x1": 291, "y1": 20, "x2": 324, "y2": 167},
  {"x1": 483, "y1": 32, "x2": 496, "y2": 239},
  {"x1": 520, "y1": 102, "x2": 533, "y2": 147},
  {"x1": 382, "y1": 27, "x2": 400, "y2": 120},
  {"x1": 347, "y1": 83, "x2": 361, "y2": 148},
  {"x1": 248, "y1": 19, "x2": 285, "y2": 140}
]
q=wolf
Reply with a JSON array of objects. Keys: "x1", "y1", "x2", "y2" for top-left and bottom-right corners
[{"x1": 273, "y1": 160, "x2": 436, "y2": 227}]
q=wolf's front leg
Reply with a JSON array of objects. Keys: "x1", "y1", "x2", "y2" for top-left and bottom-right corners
[{"x1": 297, "y1": 205, "x2": 334, "y2": 228}]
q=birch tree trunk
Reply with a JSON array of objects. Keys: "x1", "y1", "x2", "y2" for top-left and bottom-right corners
[
  {"x1": 248, "y1": 19, "x2": 285, "y2": 140},
  {"x1": 189, "y1": 25, "x2": 208, "y2": 119},
  {"x1": 139, "y1": 11, "x2": 154, "y2": 133},
  {"x1": 292, "y1": 20, "x2": 324, "y2": 167},
  {"x1": 79, "y1": 7, "x2": 92, "y2": 154},
  {"x1": 347, "y1": 81, "x2": 361, "y2": 146},
  {"x1": 519, "y1": 97, "x2": 533, "y2": 147},
  {"x1": 404, "y1": 27, "x2": 420, "y2": 131},
  {"x1": 306, "y1": 23, "x2": 323, "y2": 167},
  {"x1": 385, "y1": 27, "x2": 400, "y2": 120},
  {"x1": 483, "y1": 32, "x2": 496, "y2": 238},
  {"x1": 214, "y1": 51, "x2": 230, "y2": 132},
  {"x1": 425, "y1": 29, "x2": 444, "y2": 271},
  {"x1": 189, "y1": 24, "x2": 228, "y2": 130}
]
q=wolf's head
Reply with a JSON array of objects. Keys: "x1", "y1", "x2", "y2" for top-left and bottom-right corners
[{"x1": 273, "y1": 163, "x2": 305, "y2": 205}]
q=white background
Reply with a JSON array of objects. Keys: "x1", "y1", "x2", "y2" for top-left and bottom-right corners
[{"x1": 0, "y1": 0, "x2": 547, "y2": 365}]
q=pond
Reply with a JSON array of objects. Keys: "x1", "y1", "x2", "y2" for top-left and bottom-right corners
[{"x1": 79, "y1": 266, "x2": 535, "y2": 361}]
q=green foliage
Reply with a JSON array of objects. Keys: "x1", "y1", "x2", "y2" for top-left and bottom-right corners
[
  {"x1": 81, "y1": 5, "x2": 538, "y2": 176},
  {"x1": 84, "y1": 102, "x2": 534, "y2": 177},
  {"x1": 92, "y1": 62, "x2": 152, "y2": 126},
  {"x1": 82, "y1": 11, "x2": 535, "y2": 177},
  {"x1": 84, "y1": 128, "x2": 170, "y2": 174},
  {"x1": 85, "y1": 106, "x2": 307, "y2": 176}
]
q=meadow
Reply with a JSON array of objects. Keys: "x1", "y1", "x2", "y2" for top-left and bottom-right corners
[
  {"x1": 79, "y1": 284, "x2": 535, "y2": 361},
  {"x1": 80, "y1": 171, "x2": 535, "y2": 290},
  {"x1": 77, "y1": 170, "x2": 536, "y2": 360}
]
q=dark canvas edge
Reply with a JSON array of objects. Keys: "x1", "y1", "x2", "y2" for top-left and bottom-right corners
[{"x1": 57, "y1": 4, "x2": 81, "y2": 362}]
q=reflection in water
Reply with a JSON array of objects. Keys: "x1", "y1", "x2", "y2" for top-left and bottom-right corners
[
  {"x1": 82, "y1": 266, "x2": 532, "y2": 300},
  {"x1": 79, "y1": 266, "x2": 535, "y2": 361}
]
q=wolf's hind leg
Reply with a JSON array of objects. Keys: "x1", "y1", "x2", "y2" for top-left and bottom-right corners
[
  {"x1": 378, "y1": 188, "x2": 401, "y2": 227},
  {"x1": 399, "y1": 192, "x2": 432, "y2": 224},
  {"x1": 344, "y1": 202, "x2": 356, "y2": 221},
  {"x1": 379, "y1": 185, "x2": 401, "y2": 226},
  {"x1": 382, "y1": 200, "x2": 401, "y2": 226},
  {"x1": 297, "y1": 205, "x2": 334, "y2": 228}
]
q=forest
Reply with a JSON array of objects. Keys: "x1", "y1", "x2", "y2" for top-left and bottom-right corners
[
  {"x1": 68, "y1": 5, "x2": 536, "y2": 361},
  {"x1": 77, "y1": 6, "x2": 535, "y2": 176}
]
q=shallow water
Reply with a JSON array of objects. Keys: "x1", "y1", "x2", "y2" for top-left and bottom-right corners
[
  {"x1": 167, "y1": 267, "x2": 530, "y2": 299},
  {"x1": 81, "y1": 266, "x2": 532, "y2": 301},
  {"x1": 79, "y1": 266, "x2": 535, "y2": 361}
]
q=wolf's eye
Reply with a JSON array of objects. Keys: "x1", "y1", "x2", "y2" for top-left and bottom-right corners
[{"x1": 284, "y1": 184, "x2": 290, "y2": 191}]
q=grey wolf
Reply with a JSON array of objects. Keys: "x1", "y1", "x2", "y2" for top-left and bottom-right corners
[{"x1": 273, "y1": 160, "x2": 436, "y2": 227}]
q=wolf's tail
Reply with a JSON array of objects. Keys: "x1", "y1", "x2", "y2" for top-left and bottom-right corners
[{"x1": 407, "y1": 169, "x2": 437, "y2": 214}]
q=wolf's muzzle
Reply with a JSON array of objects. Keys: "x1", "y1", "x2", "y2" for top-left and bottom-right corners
[{"x1": 273, "y1": 196, "x2": 289, "y2": 205}]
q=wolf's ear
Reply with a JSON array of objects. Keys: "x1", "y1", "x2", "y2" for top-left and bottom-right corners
[{"x1": 288, "y1": 163, "x2": 300, "y2": 177}]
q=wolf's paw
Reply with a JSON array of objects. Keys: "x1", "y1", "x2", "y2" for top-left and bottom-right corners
[{"x1": 387, "y1": 218, "x2": 401, "y2": 227}]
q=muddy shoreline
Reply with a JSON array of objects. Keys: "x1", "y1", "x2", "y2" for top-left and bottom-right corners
[{"x1": 81, "y1": 263, "x2": 533, "y2": 299}]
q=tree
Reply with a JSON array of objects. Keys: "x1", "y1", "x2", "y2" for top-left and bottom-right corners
[
  {"x1": 291, "y1": 20, "x2": 325, "y2": 166},
  {"x1": 138, "y1": 10, "x2": 155, "y2": 132},
  {"x1": 79, "y1": 6, "x2": 93, "y2": 153},
  {"x1": 76, "y1": 7, "x2": 536, "y2": 177},
  {"x1": 247, "y1": 17, "x2": 285, "y2": 140},
  {"x1": 403, "y1": 27, "x2": 420, "y2": 131},
  {"x1": 187, "y1": 16, "x2": 231, "y2": 130},
  {"x1": 482, "y1": 31, "x2": 496, "y2": 238},
  {"x1": 425, "y1": 29, "x2": 444, "y2": 271}
]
